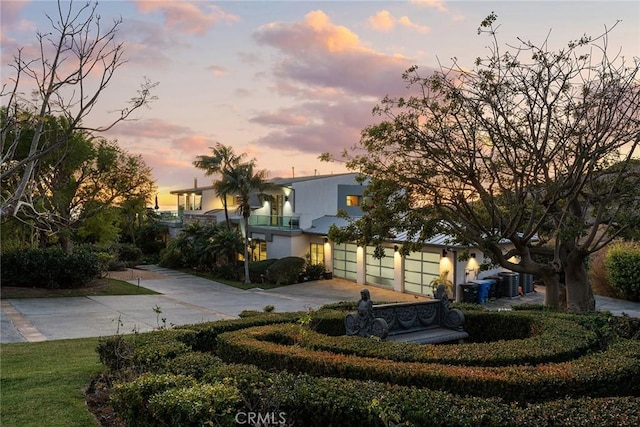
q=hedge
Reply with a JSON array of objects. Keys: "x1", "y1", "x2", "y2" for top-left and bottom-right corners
[
  {"x1": 605, "y1": 244, "x2": 640, "y2": 301},
  {"x1": 216, "y1": 324, "x2": 640, "y2": 401},
  {"x1": 258, "y1": 312, "x2": 599, "y2": 367},
  {"x1": 100, "y1": 308, "x2": 640, "y2": 426},
  {"x1": 1, "y1": 248, "x2": 100, "y2": 288}
]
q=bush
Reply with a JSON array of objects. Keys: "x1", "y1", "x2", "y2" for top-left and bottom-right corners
[
  {"x1": 0, "y1": 248, "x2": 100, "y2": 288},
  {"x1": 147, "y1": 382, "x2": 241, "y2": 427},
  {"x1": 305, "y1": 263, "x2": 326, "y2": 281},
  {"x1": 247, "y1": 259, "x2": 278, "y2": 283},
  {"x1": 265, "y1": 256, "x2": 306, "y2": 285},
  {"x1": 605, "y1": 242, "x2": 640, "y2": 301},
  {"x1": 589, "y1": 248, "x2": 619, "y2": 297},
  {"x1": 115, "y1": 243, "x2": 143, "y2": 267}
]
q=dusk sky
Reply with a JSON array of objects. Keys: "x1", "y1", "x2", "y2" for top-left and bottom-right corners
[{"x1": 2, "y1": 0, "x2": 639, "y2": 209}]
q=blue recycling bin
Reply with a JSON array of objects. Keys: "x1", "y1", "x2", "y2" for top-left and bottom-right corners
[{"x1": 471, "y1": 279, "x2": 495, "y2": 304}]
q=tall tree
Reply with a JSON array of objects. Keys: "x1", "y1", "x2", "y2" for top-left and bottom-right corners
[
  {"x1": 218, "y1": 161, "x2": 275, "y2": 284},
  {"x1": 193, "y1": 143, "x2": 246, "y2": 227},
  {"x1": 337, "y1": 14, "x2": 640, "y2": 313},
  {"x1": 1, "y1": 0, "x2": 157, "y2": 219}
]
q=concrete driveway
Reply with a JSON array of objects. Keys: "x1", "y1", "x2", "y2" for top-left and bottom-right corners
[
  {"x1": 1, "y1": 266, "x2": 423, "y2": 343},
  {"x1": 3, "y1": 266, "x2": 639, "y2": 344}
]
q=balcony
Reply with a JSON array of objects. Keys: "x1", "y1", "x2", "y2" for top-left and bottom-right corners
[{"x1": 249, "y1": 215, "x2": 301, "y2": 229}]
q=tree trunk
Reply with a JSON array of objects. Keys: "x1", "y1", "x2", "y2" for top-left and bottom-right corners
[
  {"x1": 541, "y1": 273, "x2": 562, "y2": 309},
  {"x1": 243, "y1": 215, "x2": 251, "y2": 284},
  {"x1": 564, "y1": 252, "x2": 595, "y2": 313}
]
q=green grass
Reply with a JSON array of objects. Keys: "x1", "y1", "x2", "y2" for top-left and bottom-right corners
[
  {"x1": 1, "y1": 278, "x2": 160, "y2": 299},
  {"x1": 1, "y1": 338, "x2": 102, "y2": 426}
]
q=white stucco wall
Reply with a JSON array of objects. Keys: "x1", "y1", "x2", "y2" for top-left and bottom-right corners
[{"x1": 292, "y1": 174, "x2": 360, "y2": 229}]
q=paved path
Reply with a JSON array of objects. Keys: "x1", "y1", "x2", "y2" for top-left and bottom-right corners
[{"x1": 2, "y1": 266, "x2": 639, "y2": 343}]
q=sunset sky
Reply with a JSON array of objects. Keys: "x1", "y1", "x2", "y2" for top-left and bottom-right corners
[{"x1": 2, "y1": 0, "x2": 639, "y2": 209}]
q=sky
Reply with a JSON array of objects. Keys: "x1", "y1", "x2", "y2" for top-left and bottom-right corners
[{"x1": 2, "y1": 0, "x2": 639, "y2": 210}]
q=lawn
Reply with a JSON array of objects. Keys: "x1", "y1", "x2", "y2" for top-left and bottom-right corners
[
  {"x1": 178, "y1": 268, "x2": 294, "y2": 290},
  {"x1": 1, "y1": 278, "x2": 159, "y2": 299},
  {"x1": 0, "y1": 337, "x2": 102, "y2": 426}
]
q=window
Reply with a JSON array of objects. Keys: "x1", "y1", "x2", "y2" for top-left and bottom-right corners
[
  {"x1": 346, "y1": 195, "x2": 361, "y2": 206},
  {"x1": 250, "y1": 240, "x2": 267, "y2": 262},
  {"x1": 309, "y1": 243, "x2": 325, "y2": 265}
]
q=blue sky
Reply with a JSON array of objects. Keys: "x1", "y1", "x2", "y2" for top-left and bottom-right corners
[{"x1": 2, "y1": 1, "x2": 639, "y2": 208}]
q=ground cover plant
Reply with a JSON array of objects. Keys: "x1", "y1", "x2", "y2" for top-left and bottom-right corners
[
  {"x1": 95, "y1": 306, "x2": 640, "y2": 426},
  {"x1": 1, "y1": 338, "x2": 102, "y2": 427}
]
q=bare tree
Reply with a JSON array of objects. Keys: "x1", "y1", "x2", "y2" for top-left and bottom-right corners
[
  {"x1": 341, "y1": 14, "x2": 640, "y2": 313},
  {"x1": 1, "y1": 0, "x2": 157, "y2": 220}
]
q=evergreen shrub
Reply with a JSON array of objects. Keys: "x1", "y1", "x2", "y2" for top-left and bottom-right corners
[
  {"x1": 0, "y1": 248, "x2": 100, "y2": 288},
  {"x1": 265, "y1": 256, "x2": 306, "y2": 285},
  {"x1": 605, "y1": 243, "x2": 640, "y2": 301}
]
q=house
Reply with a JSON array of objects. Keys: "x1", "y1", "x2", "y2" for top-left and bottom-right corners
[{"x1": 169, "y1": 173, "x2": 503, "y2": 300}]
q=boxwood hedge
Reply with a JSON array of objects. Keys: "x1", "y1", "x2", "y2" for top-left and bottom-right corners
[{"x1": 101, "y1": 308, "x2": 640, "y2": 426}]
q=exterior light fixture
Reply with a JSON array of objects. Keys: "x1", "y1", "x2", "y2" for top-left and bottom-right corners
[
  {"x1": 394, "y1": 245, "x2": 399, "y2": 252},
  {"x1": 323, "y1": 237, "x2": 329, "y2": 243},
  {"x1": 442, "y1": 249, "x2": 448, "y2": 257},
  {"x1": 284, "y1": 196, "x2": 289, "y2": 202},
  {"x1": 470, "y1": 253, "x2": 476, "y2": 258}
]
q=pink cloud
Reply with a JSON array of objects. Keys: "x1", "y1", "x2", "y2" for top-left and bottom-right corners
[
  {"x1": 250, "y1": 109, "x2": 310, "y2": 127},
  {"x1": 171, "y1": 134, "x2": 213, "y2": 153},
  {"x1": 369, "y1": 10, "x2": 430, "y2": 34},
  {"x1": 411, "y1": 0, "x2": 449, "y2": 13},
  {"x1": 133, "y1": 0, "x2": 239, "y2": 35},
  {"x1": 254, "y1": 10, "x2": 416, "y2": 99}
]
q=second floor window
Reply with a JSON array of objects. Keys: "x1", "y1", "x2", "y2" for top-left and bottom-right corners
[{"x1": 346, "y1": 195, "x2": 361, "y2": 206}]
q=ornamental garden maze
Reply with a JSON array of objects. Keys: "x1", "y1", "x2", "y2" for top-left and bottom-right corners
[{"x1": 96, "y1": 303, "x2": 640, "y2": 426}]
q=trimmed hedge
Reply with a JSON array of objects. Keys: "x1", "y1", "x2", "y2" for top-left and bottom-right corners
[
  {"x1": 249, "y1": 313, "x2": 599, "y2": 367},
  {"x1": 100, "y1": 308, "x2": 640, "y2": 426},
  {"x1": 1, "y1": 248, "x2": 100, "y2": 288},
  {"x1": 216, "y1": 324, "x2": 640, "y2": 401}
]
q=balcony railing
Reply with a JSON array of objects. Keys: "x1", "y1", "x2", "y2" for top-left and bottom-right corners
[{"x1": 249, "y1": 215, "x2": 301, "y2": 229}]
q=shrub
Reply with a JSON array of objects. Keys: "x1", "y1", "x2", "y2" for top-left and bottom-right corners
[
  {"x1": 305, "y1": 263, "x2": 326, "y2": 281},
  {"x1": 0, "y1": 248, "x2": 100, "y2": 288},
  {"x1": 265, "y1": 256, "x2": 306, "y2": 285},
  {"x1": 116, "y1": 243, "x2": 143, "y2": 267},
  {"x1": 110, "y1": 373, "x2": 197, "y2": 426},
  {"x1": 147, "y1": 382, "x2": 241, "y2": 427},
  {"x1": 247, "y1": 259, "x2": 278, "y2": 283},
  {"x1": 605, "y1": 242, "x2": 640, "y2": 301}
]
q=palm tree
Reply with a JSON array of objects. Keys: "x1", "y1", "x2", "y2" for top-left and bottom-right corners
[
  {"x1": 220, "y1": 161, "x2": 276, "y2": 284},
  {"x1": 193, "y1": 143, "x2": 245, "y2": 227}
]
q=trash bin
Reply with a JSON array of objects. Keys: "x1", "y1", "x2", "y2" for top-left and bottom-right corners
[
  {"x1": 471, "y1": 279, "x2": 495, "y2": 304},
  {"x1": 460, "y1": 283, "x2": 478, "y2": 303},
  {"x1": 519, "y1": 273, "x2": 534, "y2": 294},
  {"x1": 486, "y1": 276, "x2": 505, "y2": 299},
  {"x1": 498, "y1": 272, "x2": 520, "y2": 298}
]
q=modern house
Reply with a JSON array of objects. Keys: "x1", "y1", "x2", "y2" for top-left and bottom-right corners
[{"x1": 169, "y1": 173, "x2": 503, "y2": 299}]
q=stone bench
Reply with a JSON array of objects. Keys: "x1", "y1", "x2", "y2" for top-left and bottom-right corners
[{"x1": 345, "y1": 285, "x2": 468, "y2": 344}]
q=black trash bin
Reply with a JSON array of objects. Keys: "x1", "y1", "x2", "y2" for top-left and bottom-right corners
[
  {"x1": 486, "y1": 276, "x2": 505, "y2": 299},
  {"x1": 460, "y1": 283, "x2": 478, "y2": 303}
]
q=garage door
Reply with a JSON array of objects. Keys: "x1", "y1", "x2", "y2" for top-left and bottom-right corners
[
  {"x1": 404, "y1": 251, "x2": 440, "y2": 296},
  {"x1": 365, "y1": 245, "x2": 394, "y2": 287},
  {"x1": 333, "y1": 243, "x2": 357, "y2": 281}
]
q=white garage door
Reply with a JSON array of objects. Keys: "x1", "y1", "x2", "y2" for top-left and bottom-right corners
[
  {"x1": 365, "y1": 245, "x2": 394, "y2": 287},
  {"x1": 333, "y1": 243, "x2": 357, "y2": 281},
  {"x1": 404, "y1": 251, "x2": 440, "y2": 296}
]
